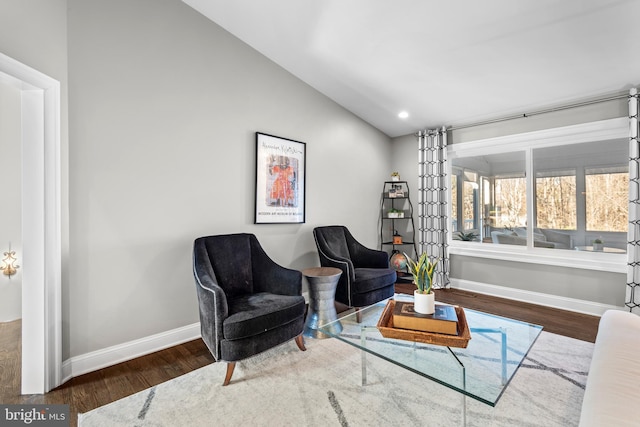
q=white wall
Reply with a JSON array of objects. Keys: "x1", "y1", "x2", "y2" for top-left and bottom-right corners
[
  {"x1": 0, "y1": 81, "x2": 22, "y2": 321},
  {"x1": 392, "y1": 99, "x2": 629, "y2": 311},
  {"x1": 64, "y1": 0, "x2": 392, "y2": 359}
]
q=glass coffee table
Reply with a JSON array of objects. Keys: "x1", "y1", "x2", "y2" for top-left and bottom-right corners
[{"x1": 318, "y1": 295, "x2": 542, "y2": 424}]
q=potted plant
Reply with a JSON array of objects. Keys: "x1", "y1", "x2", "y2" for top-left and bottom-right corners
[
  {"x1": 388, "y1": 208, "x2": 404, "y2": 218},
  {"x1": 454, "y1": 231, "x2": 478, "y2": 241},
  {"x1": 404, "y1": 252, "x2": 439, "y2": 314},
  {"x1": 391, "y1": 172, "x2": 400, "y2": 181},
  {"x1": 593, "y1": 238, "x2": 604, "y2": 252}
]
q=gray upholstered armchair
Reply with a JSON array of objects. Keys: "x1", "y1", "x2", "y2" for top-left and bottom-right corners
[
  {"x1": 313, "y1": 226, "x2": 396, "y2": 321},
  {"x1": 193, "y1": 233, "x2": 307, "y2": 386}
]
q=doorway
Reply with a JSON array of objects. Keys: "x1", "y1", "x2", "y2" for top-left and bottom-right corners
[{"x1": 0, "y1": 52, "x2": 62, "y2": 394}]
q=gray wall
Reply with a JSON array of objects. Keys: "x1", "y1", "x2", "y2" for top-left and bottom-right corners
[
  {"x1": 389, "y1": 133, "x2": 419, "y2": 249},
  {"x1": 1, "y1": 0, "x2": 393, "y2": 361},
  {"x1": 0, "y1": 0, "x2": 70, "y2": 269},
  {"x1": 63, "y1": 0, "x2": 391, "y2": 358},
  {"x1": 0, "y1": 82, "x2": 22, "y2": 321},
  {"x1": 392, "y1": 99, "x2": 628, "y2": 308},
  {"x1": 0, "y1": 0, "x2": 70, "y2": 326}
]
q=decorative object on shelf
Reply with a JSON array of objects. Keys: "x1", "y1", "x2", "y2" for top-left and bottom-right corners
[
  {"x1": 391, "y1": 172, "x2": 400, "y2": 181},
  {"x1": 388, "y1": 184, "x2": 404, "y2": 198},
  {"x1": 593, "y1": 238, "x2": 604, "y2": 252},
  {"x1": 388, "y1": 209, "x2": 404, "y2": 218},
  {"x1": 254, "y1": 132, "x2": 306, "y2": 224},
  {"x1": 393, "y1": 230, "x2": 403, "y2": 244},
  {"x1": 405, "y1": 252, "x2": 439, "y2": 314},
  {"x1": 389, "y1": 251, "x2": 408, "y2": 272},
  {"x1": 454, "y1": 231, "x2": 478, "y2": 241},
  {"x1": 1, "y1": 243, "x2": 19, "y2": 278}
]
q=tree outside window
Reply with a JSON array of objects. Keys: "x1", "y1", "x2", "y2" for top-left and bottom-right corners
[
  {"x1": 494, "y1": 176, "x2": 526, "y2": 229},
  {"x1": 585, "y1": 167, "x2": 628, "y2": 232},
  {"x1": 536, "y1": 170, "x2": 576, "y2": 230}
]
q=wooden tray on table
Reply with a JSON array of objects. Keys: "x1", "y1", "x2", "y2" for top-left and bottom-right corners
[{"x1": 376, "y1": 299, "x2": 472, "y2": 348}]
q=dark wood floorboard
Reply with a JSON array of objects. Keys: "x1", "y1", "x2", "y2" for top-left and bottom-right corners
[{"x1": 0, "y1": 287, "x2": 599, "y2": 425}]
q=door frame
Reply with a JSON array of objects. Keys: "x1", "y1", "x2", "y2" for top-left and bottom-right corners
[{"x1": 0, "y1": 52, "x2": 62, "y2": 393}]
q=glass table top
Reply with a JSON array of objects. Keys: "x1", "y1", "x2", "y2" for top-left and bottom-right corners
[{"x1": 317, "y1": 295, "x2": 543, "y2": 406}]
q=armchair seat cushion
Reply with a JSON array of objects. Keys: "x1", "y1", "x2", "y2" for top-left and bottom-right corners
[
  {"x1": 224, "y1": 293, "x2": 306, "y2": 341},
  {"x1": 354, "y1": 268, "x2": 398, "y2": 293}
]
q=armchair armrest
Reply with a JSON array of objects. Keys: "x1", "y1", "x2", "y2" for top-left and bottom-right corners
[
  {"x1": 193, "y1": 248, "x2": 228, "y2": 361},
  {"x1": 315, "y1": 244, "x2": 355, "y2": 283},
  {"x1": 314, "y1": 226, "x2": 375, "y2": 282}
]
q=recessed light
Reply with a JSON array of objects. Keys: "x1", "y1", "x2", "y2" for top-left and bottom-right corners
[{"x1": 398, "y1": 111, "x2": 409, "y2": 119}]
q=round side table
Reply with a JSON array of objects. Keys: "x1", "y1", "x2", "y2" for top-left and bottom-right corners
[{"x1": 302, "y1": 267, "x2": 343, "y2": 339}]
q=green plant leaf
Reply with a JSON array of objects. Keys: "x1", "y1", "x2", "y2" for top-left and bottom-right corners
[{"x1": 403, "y1": 252, "x2": 439, "y2": 294}]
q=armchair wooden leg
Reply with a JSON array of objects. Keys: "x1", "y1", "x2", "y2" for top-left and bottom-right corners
[
  {"x1": 223, "y1": 362, "x2": 236, "y2": 386},
  {"x1": 356, "y1": 307, "x2": 362, "y2": 323},
  {"x1": 295, "y1": 334, "x2": 306, "y2": 351}
]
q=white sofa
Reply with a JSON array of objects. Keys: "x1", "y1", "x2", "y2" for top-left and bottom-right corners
[{"x1": 579, "y1": 310, "x2": 640, "y2": 427}]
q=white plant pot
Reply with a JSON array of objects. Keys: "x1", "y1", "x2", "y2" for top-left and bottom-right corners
[{"x1": 414, "y1": 290, "x2": 435, "y2": 314}]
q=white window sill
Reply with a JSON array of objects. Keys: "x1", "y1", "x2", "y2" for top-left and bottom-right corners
[{"x1": 449, "y1": 242, "x2": 627, "y2": 273}]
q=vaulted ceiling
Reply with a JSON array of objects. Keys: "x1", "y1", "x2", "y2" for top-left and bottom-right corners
[{"x1": 183, "y1": 0, "x2": 640, "y2": 137}]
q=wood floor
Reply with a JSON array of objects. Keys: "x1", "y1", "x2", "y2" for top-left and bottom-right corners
[{"x1": 0, "y1": 287, "x2": 600, "y2": 426}]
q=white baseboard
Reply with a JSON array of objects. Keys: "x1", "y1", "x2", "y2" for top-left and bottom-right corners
[
  {"x1": 61, "y1": 323, "x2": 202, "y2": 383},
  {"x1": 61, "y1": 293, "x2": 313, "y2": 383},
  {"x1": 449, "y1": 278, "x2": 622, "y2": 317}
]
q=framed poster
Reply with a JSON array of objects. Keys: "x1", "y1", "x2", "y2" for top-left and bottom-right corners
[{"x1": 255, "y1": 132, "x2": 306, "y2": 224}]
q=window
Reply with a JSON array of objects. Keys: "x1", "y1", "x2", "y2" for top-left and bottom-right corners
[
  {"x1": 451, "y1": 152, "x2": 525, "y2": 244},
  {"x1": 448, "y1": 118, "x2": 629, "y2": 272},
  {"x1": 585, "y1": 166, "x2": 628, "y2": 232},
  {"x1": 535, "y1": 169, "x2": 576, "y2": 230},
  {"x1": 462, "y1": 171, "x2": 478, "y2": 231},
  {"x1": 494, "y1": 174, "x2": 526, "y2": 229},
  {"x1": 451, "y1": 168, "x2": 480, "y2": 234}
]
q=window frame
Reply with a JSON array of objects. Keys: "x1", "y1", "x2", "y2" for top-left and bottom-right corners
[{"x1": 447, "y1": 117, "x2": 629, "y2": 273}]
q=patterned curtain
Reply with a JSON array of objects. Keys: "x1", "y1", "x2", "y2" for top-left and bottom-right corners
[
  {"x1": 627, "y1": 88, "x2": 640, "y2": 313},
  {"x1": 417, "y1": 127, "x2": 450, "y2": 289}
]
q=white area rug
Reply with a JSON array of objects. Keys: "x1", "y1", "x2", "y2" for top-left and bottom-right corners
[{"x1": 78, "y1": 330, "x2": 593, "y2": 426}]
